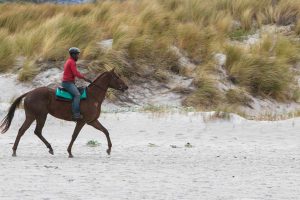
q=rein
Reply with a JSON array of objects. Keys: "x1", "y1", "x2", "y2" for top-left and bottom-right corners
[
  {"x1": 88, "y1": 82, "x2": 107, "y2": 91},
  {"x1": 87, "y1": 72, "x2": 113, "y2": 92}
]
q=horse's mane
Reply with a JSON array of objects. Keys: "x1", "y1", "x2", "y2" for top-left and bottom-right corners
[{"x1": 93, "y1": 71, "x2": 110, "y2": 82}]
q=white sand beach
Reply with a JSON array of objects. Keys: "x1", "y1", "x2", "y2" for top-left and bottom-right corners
[{"x1": 0, "y1": 110, "x2": 299, "y2": 200}]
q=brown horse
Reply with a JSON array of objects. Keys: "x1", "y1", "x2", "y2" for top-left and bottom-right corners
[{"x1": 0, "y1": 69, "x2": 128, "y2": 157}]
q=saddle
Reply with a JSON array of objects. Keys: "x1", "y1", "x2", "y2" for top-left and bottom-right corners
[{"x1": 55, "y1": 86, "x2": 87, "y2": 101}]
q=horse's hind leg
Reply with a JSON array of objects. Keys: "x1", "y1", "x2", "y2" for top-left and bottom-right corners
[
  {"x1": 34, "y1": 115, "x2": 53, "y2": 155},
  {"x1": 12, "y1": 116, "x2": 35, "y2": 157},
  {"x1": 88, "y1": 120, "x2": 112, "y2": 155}
]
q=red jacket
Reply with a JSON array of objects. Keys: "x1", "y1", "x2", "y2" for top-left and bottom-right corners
[{"x1": 62, "y1": 57, "x2": 85, "y2": 82}]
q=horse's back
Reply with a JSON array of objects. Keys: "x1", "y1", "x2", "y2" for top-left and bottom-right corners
[
  {"x1": 22, "y1": 86, "x2": 73, "y2": 120},
  {"x1": 25, "y1": 86, "x2": 51, "y2": 101}
]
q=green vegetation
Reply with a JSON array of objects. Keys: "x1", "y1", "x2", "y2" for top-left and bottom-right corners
[
  {"x1": 229, "y1": 28, "x2": 254, "y2": 41},
  {"x1": 86, "y1": 140, "x2": 101, "y2": 147},
  {"x1": 0, "y1": 0, "x2": 300, "y2": 109}
]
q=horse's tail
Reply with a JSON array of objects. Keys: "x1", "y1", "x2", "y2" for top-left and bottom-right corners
[{"x1": 0, "y1": 92, "x2": 28, "y2": 134}]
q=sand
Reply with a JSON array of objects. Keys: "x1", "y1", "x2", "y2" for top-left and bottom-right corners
[{"x1": 0, "y1": 111, "x2": 299, "y2": 200}]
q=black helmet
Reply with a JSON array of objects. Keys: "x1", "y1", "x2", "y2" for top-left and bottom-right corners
[{"x1": 69, "y1": 47, "x2": 80, "y2": 54}]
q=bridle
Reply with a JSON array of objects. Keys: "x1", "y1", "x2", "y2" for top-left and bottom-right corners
[
  {"x1": 88, "y1": 72, "x2": 121, "y2": 92},
  {"x1": 87, "y1": 72, "x2": 111, "y2": 91},
  {"x1": 87, "y1": 71, "x2": 126, "y2": 99},
  {"x1": 88, "y1": 82, "x2": 107, "y2": 91}
]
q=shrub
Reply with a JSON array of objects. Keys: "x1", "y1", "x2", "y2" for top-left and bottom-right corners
[
  {"x1": 230, "y1": 56, "x2": 292, "y2": 100},
  {"x1": 18, "y1": 59, "x2": 39, "y2": 81},
  {"x1": 226, "y1": 88, "x2": 252, "y2": 106},
  {"x1": 224, "y1": 45, "x2": 244, "y2": 71},
  {"x1": 183, "y1": 73, "x2": 221, "y2": 108}
]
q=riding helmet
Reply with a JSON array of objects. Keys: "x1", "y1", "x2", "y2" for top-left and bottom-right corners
[{"x1": 69, "y1": 47, "x2": 81, "y2": 54}]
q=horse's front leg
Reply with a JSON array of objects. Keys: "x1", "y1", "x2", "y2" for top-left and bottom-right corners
[
  {"x1": 88, "y1": 120, "x2": 112, "y2": 155},
  {"x1": 67, "y1": 121, "x2": 85, "y2": 158}
]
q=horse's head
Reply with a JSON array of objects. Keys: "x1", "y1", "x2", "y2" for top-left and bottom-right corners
[{"x1": 108, "y1": 68, "x2": 128, "y2": 92}]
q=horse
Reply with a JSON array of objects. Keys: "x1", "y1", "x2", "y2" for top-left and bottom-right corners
[{"x1": 0, "y1": 69, "x2": 128, "y2": 157}]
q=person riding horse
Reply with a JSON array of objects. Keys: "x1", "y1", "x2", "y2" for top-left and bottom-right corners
[
  {"x1": 0, "y1": 52, "x2": 128, "y2": 157},
  {"x1": 62, "y1": 47, "x2": 92, "y2": 120}
]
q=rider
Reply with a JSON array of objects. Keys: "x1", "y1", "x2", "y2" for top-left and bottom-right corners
[{"x1": 62, "y1": 47, "x2": 92, "y2": 121}]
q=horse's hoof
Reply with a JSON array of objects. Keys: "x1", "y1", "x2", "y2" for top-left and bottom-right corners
[
  {"x1": 49, "y1": 149, "x2": 54, "y2": 155},
  {"x1": 106, "y1": 149, "x2": 111, "y2": 155},
  {"x1": 12, "y1": 153, "x2": 16, "y2": 157},
  {"x1": 68, "y1": 154, "x2": 74, "y2": 158}
]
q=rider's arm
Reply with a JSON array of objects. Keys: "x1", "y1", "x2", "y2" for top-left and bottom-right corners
[{"x1": 69, "y1": 61, "x2": 85, "y2": 79}]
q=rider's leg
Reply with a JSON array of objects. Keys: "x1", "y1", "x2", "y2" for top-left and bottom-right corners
[{"x1": 62, "y1": 82, "x2": 82, "y2": 118}]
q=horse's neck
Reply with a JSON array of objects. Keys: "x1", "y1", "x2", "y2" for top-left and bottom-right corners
[{"x1": 88, "y1": 73, "x2": 111, "y2": 103}]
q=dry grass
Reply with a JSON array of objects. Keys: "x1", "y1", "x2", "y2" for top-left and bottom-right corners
[
  {"x1": 295, "y1": 19, "x2": 300, "y2": 35},
  {"x1": 275, "y1": 0, "x2": 300, "y2": 26},
  {"x1": 0, "y1": 30, "x2": 15, "y2": 72},
  {"x1": 225, "y1": 88, "x2": 252, "y2": 106},
  {"x1": 230, "y1": 56, "x2": 292, "y2": 100},
  {"x1": 224, "y1": 32, "x2": 300, "y2": 101},
  {"x1": 0, "y1": 0, "x2": 300, "y2": 109},
  {"x1": 183, "y1": 72, "x2": 222, "y2": 108},
  {"x1": 224, "y1": 45, "x2": 244, "y2": 71},
  {"x1": 18, "y1": 59, "x2": 40, "y2": 81}
]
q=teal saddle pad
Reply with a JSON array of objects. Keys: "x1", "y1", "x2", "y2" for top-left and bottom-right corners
[{"x1": 55, "y1": 87, "x2": 87, "y2": 101}]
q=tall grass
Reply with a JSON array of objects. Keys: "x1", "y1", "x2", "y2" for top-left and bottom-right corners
[
  {"x1": 0, "y1": 0, "x2": 300, "y2": 108},
  {"x1": 0, "y1": 30, "x2": 15, "y2": 72},
  {"x1": 230, "y1": 56, "x2": 292, "y2": 100},
  {"x1": 295, "y1": 19, "x2": 300, "y2": 35},
  {"x1": 184, "y1": 72, "x2": 222, "y2": 108},
  {"x1": 224, "y1": 45, "x2": 244, "y2": 71},
  {"x1": 225, "y1": 88, "x2": 252, "y2": 106},
  {"x1": 250, "y1": 34, "x2": 300, "y2": 64},
  {"x1": 275, "y1": 0, "x2": 300, "y2": 26},
  {"x1": 18, "y1": 59, "x2": 39, "y2": 81}
]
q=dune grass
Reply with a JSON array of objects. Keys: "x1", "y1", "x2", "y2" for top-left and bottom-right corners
[
  {"x1": 18, "y1": 59, "x2": 40, "y2": 81},
  {"x1": 0, "y1": 0, "x2": 300, "y2": 108},
  {"x1": 295, "y1": 19, "x2": 300, "y2": 35},
  {"x1": 0, "y1": 30, "x2": 15, "y2": 72},
  {"x1": 183, "y1": 72, "x2": 222, "y2": 108},
  {"x1": 230, "y1": 56, "x2": 292, "y2": 100},
  {"x1": 225, "y1": 88, "x2": 252, "y2": 106}
]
